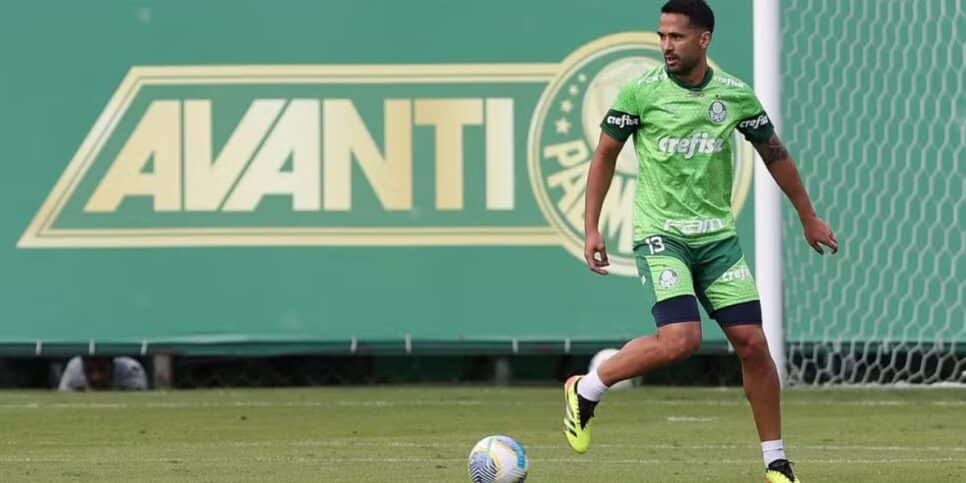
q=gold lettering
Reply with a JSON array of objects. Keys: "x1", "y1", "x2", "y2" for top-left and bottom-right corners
[
  {"x1": 323, "y1": 99, "x2": 412, "y2": 210},
  {"x1": 485, "y1": 98, "x2": 514, "y2": 210},
  {"x1": 543, "y1": 140, "x2": 588, "y2": 168},
  {"x1": 85, "y1": 100, "x2": 181, "y2": 212},
  {"x1": 223, "y1": 99, "x2": 321, "y2": 211},
  {"x1": 414, "y1": 99, "x2": 483, "y2": 210},
  {"x1": 184, "y1": 99, "x2": 284, "y2": 211},
  {"x1": 546, "y1": 161, "x2": 589, "y2": 229}
]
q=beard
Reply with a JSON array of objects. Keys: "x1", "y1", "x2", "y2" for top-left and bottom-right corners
[{"x1": 665, "y1": 54, "x2": 698, "y2": 75}]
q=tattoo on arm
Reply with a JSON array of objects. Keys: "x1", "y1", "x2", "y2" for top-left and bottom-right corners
[{"x1": 756, "y1": 133, "x2": 790, "y2": 165}]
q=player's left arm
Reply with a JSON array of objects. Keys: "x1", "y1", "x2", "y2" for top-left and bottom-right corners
[{"x1": 753, "y1": 133, "x2": 839, "y2": 255}]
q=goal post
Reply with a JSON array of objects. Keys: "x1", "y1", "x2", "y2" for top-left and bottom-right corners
[{"x1": 753, "y1": 0, "x2": 786, "y2": 387}]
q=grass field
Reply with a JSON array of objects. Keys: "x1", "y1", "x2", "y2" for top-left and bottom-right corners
[{"x1": 1, "y1": 386, "x2": 964, "y2": 482}]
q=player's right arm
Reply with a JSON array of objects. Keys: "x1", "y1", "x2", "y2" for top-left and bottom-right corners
[
  {"x1": 583, "y1": 132, "x2": 625, "y2": 275},
  {"x1": 585, "y1": 78, "x2": 642, "y2": 275},
  {"x1": 585, "y1": 80, "x2": 640, "y2": 275}
]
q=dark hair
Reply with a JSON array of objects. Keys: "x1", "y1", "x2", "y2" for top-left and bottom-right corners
[{"x1": 661, "y1": 0, "x2": 715, "y2": 33}]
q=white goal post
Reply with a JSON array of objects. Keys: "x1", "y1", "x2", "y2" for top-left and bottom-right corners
[{"x1": 753, "y1": 0, "x2": 786, "y2": 387}]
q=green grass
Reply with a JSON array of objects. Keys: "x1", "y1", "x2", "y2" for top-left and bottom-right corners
[{"x1": 1, "y1": 386, "x2": 964, "y2": 482}]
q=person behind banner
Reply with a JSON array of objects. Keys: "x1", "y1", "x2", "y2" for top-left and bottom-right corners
[{"x1": 57, "y1": 356, "x2": 148, "y2": 391}]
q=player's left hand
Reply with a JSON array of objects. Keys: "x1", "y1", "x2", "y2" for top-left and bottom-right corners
[{"x1": 801, "y1": 215, "x2": 838, "y2": 254}]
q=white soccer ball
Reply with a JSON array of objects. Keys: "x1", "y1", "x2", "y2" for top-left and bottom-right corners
[
  {"x1": 589, "y1": 348, "x2": 635, "y2": 390},
  {"x1": 467, "y1": 435, "x2": 528, "y2": 483}
]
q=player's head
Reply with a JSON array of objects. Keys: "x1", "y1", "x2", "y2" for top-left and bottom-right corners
[{"x1": 658, "y1": 0, "x2": 715, "y2": 75}]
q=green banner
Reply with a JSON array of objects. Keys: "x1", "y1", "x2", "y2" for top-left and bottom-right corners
[{"x1": 2, "y1": 1, "x2": 756, "y2": 355}]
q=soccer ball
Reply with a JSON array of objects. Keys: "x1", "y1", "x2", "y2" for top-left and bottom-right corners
[{"x1": 467, "y1": 435, "x2": 528, "y2": 483}]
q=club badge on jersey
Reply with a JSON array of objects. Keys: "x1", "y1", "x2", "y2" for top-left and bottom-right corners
[{"x1": 708, "y1": 100, "x2": 728, "y2": 124}]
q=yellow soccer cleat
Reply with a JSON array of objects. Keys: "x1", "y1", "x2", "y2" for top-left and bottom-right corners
[
  {"x1": 562, "y1": 375, "x2": 594, "y2": 454},
  {"x1": 764, "y1": 459, "x2": 800, "y2": 483}
]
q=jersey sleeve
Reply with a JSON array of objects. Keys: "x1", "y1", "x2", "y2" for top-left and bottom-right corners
[
  {"x1": 599, "y1": 80, "x2": 642, "y2": 142},
  {"x1": 735, "y1": 90, "x2": 775, "y2": 143}
]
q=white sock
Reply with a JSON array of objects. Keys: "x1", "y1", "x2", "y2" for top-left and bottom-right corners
[
  {"x1": 576, "y1": 369, "x2": 609, "y2": 402},
  {"x1": 761, "y1": 439, "x2": 786, "y2": 466}
]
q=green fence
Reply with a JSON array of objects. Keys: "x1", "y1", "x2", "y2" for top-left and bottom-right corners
[{"x1": 781, "y1": 0, "x2": 964, "y2": 383}]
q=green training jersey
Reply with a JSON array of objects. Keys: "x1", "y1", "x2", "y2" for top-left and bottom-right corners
[{"x1": 600, "y1": 66, "x2": 774, "y2": 244}]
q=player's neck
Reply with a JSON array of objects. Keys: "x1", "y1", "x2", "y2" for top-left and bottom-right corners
[{"x1": 668, "y1": 60, "x2": 712, "y2": 90}]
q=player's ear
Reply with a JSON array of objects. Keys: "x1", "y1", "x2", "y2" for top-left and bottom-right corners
[{"x1": 699, "y1": 31, "x2": 712, "y2": 50}]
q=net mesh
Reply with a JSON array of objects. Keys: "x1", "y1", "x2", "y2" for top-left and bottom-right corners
[{"x1": 781, "y1": 0, "x2": 964, "y2": 384}]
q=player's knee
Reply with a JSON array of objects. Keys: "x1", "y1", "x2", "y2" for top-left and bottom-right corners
[
  {"x1": 732, "y1": 331, "x2": 769, "y2": 363},
  {"x1": 662, "y1": 330, "x2": 702, "y2": 362}
]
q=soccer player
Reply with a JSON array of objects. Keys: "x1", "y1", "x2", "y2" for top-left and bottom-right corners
[{"x1": 562, "y1": 1, "x2": 837, "y2": 482}]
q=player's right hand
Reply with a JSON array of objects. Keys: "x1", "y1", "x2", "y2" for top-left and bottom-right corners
[{"x1": 584, "y1": 231, "x2": 609, "y2": 275}]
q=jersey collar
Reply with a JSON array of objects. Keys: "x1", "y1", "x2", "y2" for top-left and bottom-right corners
[{"x1": 666, "y1": 66, "x2": 714, "y2": 91}]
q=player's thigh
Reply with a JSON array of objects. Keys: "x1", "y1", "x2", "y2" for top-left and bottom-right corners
[
  {"x1": 693, "y1": 236, "x2": 761, "y2": 326},
  {"x1": 635, "y1": 235, "x2": 701, "y2": 326}
]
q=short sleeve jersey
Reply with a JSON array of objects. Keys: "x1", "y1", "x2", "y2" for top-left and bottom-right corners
[{"x1": 600, "y1": 66, "x2": 774, "y2": 243}]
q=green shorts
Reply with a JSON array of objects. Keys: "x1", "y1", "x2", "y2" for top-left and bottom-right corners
[{"x1": 634, "y1": 234, "x2": 760, "y2": 316}]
